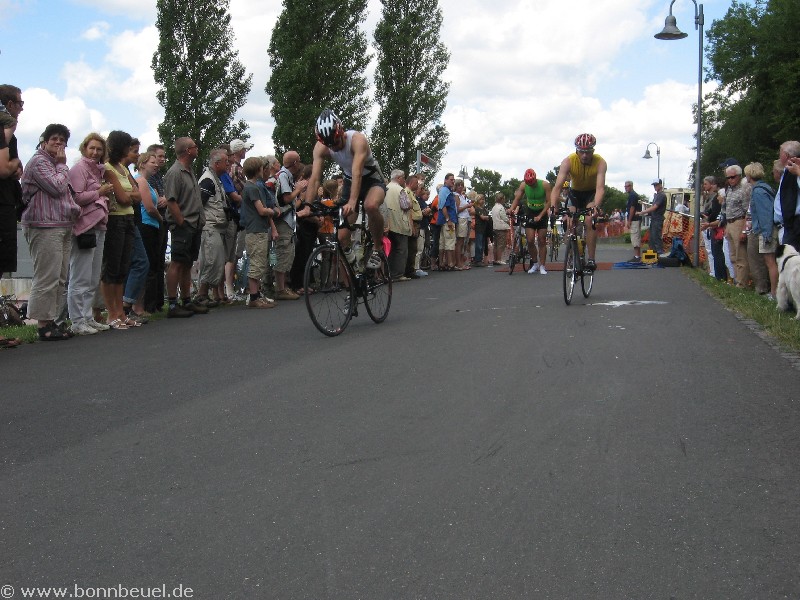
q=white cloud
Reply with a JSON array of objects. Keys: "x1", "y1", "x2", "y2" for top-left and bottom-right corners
[{"x1": 80, "y1": 21, "x2": 110, "y2": 41}]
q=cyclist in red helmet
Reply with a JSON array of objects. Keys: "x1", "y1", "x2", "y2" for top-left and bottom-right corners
[
  {"x1": 550, "y1": 133, "x2": 607, "y2": 270},
  {"x1": 509, "y1": 168, "x2": 552, "y2": 274}
]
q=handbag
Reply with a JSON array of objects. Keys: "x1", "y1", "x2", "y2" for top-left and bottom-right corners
[
  {"x1": 76, "y1": 231, "x2": 97, "y2": 249},
  {"x1": 712, "y1": 226, "x2": 725, "y2": 242}
]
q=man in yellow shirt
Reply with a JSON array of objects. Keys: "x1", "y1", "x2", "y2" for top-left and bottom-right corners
[{"x1": 550, "y1": 133, "x2": 607, "y2": 270}]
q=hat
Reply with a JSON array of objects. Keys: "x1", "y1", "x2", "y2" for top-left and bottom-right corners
[
  {"x1": 719, "y1": 157, "x2": 739, "y2": 169},
  {"x1": 230, "y1": 139, "x2": 254, "y2": 153},
  {"x1": 651, "y1": 179, "x2": 663, "y2": 186}
]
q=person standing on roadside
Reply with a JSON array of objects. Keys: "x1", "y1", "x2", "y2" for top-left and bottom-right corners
[
  {"x1": 639, "y1": 179, "x2": 667, "y2": 255},
  {"x1": 624, "y1": 181, "x2": 642, "y2": 261}
]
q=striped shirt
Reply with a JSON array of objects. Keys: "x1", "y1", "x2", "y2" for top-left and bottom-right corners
[{"x1": 21, "y1": 148, "x2": 79, "y2": 227}]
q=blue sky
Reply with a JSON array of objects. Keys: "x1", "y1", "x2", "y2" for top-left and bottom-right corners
[{"x1": 1, "y1": 0, "x2": 734, "y2": 194}]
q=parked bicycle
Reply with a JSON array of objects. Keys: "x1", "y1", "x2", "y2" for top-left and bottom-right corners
[
  {"x1": 303, "y1": 201, "x2": 392, "y2": 336},
  {"x1": 546, "y1": 216, "x2": 562, "y2": 263}
]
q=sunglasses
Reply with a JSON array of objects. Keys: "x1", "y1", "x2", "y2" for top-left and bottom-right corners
[{"x1": 726, "y1": 174, "x2": 739, "y2": 180}]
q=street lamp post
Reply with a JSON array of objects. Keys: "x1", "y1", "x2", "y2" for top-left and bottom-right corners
[
  {"x1": 655, "y1": 0, "x2": 704, "y2": 267},
  {"x1": 643, "y1": 142, "x2": 661, "y2": 184}
]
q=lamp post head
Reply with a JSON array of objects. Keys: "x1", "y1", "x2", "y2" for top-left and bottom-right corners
[
  {"x1": 655, "y1": 14, "x2": 688, "y2": 40},
  {"x1": 643, "y1": 149, "x2": 653, "y2": 159}
]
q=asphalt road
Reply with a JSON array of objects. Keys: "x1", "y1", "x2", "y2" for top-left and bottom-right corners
[{"x1": 2, "y1": 243, "x2": 799, "y2": 599}]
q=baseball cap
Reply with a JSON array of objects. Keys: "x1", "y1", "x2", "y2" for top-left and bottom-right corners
[
  {"x1": 651, "y1": 179, "x2": 663, "y2": 186},
  {"x1": 719, "y1": 157, "x2": 739, "y2": 168},
  {"x1": 230, "y1": 139, "x2": 254, "y2": 153}
]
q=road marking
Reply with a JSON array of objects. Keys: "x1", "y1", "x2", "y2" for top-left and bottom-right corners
[{"x1": 591, "y1": 300, "x2": 668, "y2": 307}]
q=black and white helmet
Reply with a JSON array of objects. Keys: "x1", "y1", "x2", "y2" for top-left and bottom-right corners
[{"x1": 315, "y1": 109, "x2": 343, "y2": 147}]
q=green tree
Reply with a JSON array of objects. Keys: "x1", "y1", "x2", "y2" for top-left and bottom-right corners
[
  {"x1": 267, "y1": 0, "x2": 371, "y2": 160},
  {"x1": 702, "y1": 0, "x2": 800, "y2": 174},
  {"x1": 469, "y1": 167, "x2": 502, "y2": 200},
  {"x1": 152, "y1": 0, "x2": 252, "y2": 172},
  {"x1": 371, "y1": 0, "x2": 450, "y2": 175}
]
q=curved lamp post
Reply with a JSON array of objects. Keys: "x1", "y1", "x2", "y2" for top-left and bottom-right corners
[
  {"x1": 655, "y1": 0, "x2": 704, "y2": 267},
  {"x1": 643, "y1": 142, "x2": 661, "y2": 184}
]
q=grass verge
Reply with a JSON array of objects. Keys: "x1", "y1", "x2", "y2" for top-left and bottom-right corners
[{"x1": 685, "y1": 268, "x2": 800, "y2": 353}]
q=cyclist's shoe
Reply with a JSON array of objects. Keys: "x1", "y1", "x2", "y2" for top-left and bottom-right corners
[
  {"x1": 585, "y1": 259, "x2": 597, "y2": 271},
  {"x1": 527, "y1": 262, "x2": 539, "y2": 274},
  {"x1": 366, "y1": 250, "x2": 383, "y2": 270},
  {"x1": 539, "y1": 264, "x2": 548, "y2": 275}
]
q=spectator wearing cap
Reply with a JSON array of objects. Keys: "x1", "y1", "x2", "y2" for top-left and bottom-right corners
[
  {"x1": 639, "y1": 179, "x2": 667, "y2": 254},
  {"x1": 229, "y1": 138, "x2": 253, "y2": 194},
  {"x1": 723, "y1": 164, "x2": 752, "y2": 287}
]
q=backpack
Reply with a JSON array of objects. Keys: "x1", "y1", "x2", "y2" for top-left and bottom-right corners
[
  {"x1": 666, "y1": 237, "x2": 691, "y2": 266},
  {"x1": 398, "y1": 188, "x2": 411, "y2": 211}
]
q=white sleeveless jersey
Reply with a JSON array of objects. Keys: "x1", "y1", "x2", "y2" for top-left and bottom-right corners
[{"x1": 329, "y1": 130, "x2": 383, "y2": 181}]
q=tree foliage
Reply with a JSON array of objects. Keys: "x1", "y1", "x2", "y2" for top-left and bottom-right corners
[
  {"x1": 371, "y1": 0, "x2": 450, "y2": 175},
  {"x1": 152, "y1": 0, "x2": 252, "y2": 172},
  {"x1": 702, "y1": 0, "x2": 800, "y2": 174},
  {"x1": 267, "y1": 0, "x2": 371, "y2": 160}
]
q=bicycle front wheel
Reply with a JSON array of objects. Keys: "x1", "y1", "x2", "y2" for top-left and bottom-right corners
[
  {"x1": 363, "y1": 251, "x2": 392, "y2": 323},
  {"x1": 304, "y1": 245, "x2": 355, "y2": 336},
  {"x1": 563, "y1": 239, "x2": 577, "y2": 305}
]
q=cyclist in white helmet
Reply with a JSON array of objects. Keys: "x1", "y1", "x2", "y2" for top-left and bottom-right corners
[
  {"x1": 306, "y1": 109, "x2": 387, "y2": 269},
  {"x1": 550, "y1": 133, "x2": 607, "y2": 270}
]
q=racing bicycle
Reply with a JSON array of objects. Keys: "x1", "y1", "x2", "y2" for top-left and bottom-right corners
[
  {"x1": 303, "y1": 202, "x2": 392, "y2": 336},
  {"x1": 507, "y1": 212, "x2": 531, "y2": 275},
  {"x1": 546, "y1": 216, "x2": 562, "y2": 263},
  {"x1": 554, "y1": 206, "x2": 597, "y2": 305}
]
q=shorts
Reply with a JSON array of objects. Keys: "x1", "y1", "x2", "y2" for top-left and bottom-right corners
[
  {"x1": 169, "y1": 221, "x2": 202, "y2": 265},
  {"x1": 245, "y1": 232, "x2": 270, "y2": 281},
  {"x1": 339, "y1": 176, "x2": 387, "y2": 207},
  {"x1": 523, "y1": 207, "x2": 548, "y2": 230},
  {"x1": 569, "y1": 189, "x2": 596, "y2": 210},
  {"x1": 759, "y1": 226, "x2": 779, "y2": 253},
  {"x1": 274, "y1": 219, "x2": 295, "y2": 273},
  {"x1": 457, "y1": 217, "x2": 470, "y2": 238},
  {"x1": 198, "y1": 228, "x2": 226, "y2": 285},
  {"x1": 101, "y1": 214, "x2": 135, "y2": 284},
  {"x1": 222, "y1": 220, "x2": 238, "y2": 263},
  {"x1": 629, "y1": 220, "x2": 641, "y2": 247},
  {"x1": 440, "y1": 223, "x2": 456, "y2": 251}
]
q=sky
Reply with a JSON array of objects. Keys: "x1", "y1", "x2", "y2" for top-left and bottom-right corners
[{"x1": 1, "y1": 0, "x2": 734, "y2": 196}]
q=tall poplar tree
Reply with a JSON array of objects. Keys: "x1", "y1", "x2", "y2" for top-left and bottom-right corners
[
  {"x1": 372, "y1": 0, "x2": 450, "y2": 175},
  {"x1": 152, "y1": 0, "x2": 252, "y2": 171},
  {"x1": 267, "y1": 0, "x2": 371, "y2": 158}
]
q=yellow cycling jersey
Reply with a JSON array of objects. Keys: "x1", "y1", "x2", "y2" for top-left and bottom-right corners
[{"x1": 567, "y1": 152, "x2": 603, "y2": 192}]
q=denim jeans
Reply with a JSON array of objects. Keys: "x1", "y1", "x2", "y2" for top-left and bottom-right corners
[
  {"x1": 123, "y1": 225, "x2": 150, "y2": 305},
  {"x1": 474, "y1": 231, "x2": 485, "y2": 262}
]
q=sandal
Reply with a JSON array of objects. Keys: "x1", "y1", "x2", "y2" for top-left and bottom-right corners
[
  {"x1": 38, "y1": 322, "x2": 70, "y2": 341},
  {"x1": 124, "y1": 317, "x2": 143, "y2": 327},
  {"x1": 108, "y1": 318, "x2": 130, "y2": 330},
  {"x1": 0, "y1": 336, "x2": 22, "y2": 349}
]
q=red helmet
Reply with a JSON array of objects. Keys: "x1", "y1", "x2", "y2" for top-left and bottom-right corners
[
  {"x1": 524, "y1": 168, "x2": 537, "y2": 186},
  {"x1": 574, "y1": 133, "x2": 597, "y2": 151}
]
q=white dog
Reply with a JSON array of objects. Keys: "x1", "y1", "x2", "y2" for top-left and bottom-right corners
[{"x1": 776, "y1": 243, "x2": 800, "y2": 318}]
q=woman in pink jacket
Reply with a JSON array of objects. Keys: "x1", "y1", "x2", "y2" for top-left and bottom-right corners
[
  {"x1": 21, "y1": 123, "x2": 80, "y2": 341},
  {"x1": 66, "y1": 133, "x2": 114, "y2": 335}
]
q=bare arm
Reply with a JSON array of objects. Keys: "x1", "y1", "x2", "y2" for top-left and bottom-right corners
[
  {"x1": 343, "y1": 132, "x2": 369, "y2": 217},
  {"x1": 509, "y1": 182, "x2": 525, "y2": 213},
  {"x1": 550, "y1": 157, "x2": 571, "y2": 208},
  {"x1": 305, "y1": 142, "x2": 329, "y2": 204},
  {"x1": 138, "y1": 177, "x2": 162, "y2": 222},
  {"x1": 591, "y1": 158, "x2": 607, "y2": 209}
]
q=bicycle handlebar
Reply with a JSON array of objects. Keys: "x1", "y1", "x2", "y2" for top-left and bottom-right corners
[{"x1": 551, "y1": 206, "x2": 598, "y2": 230}]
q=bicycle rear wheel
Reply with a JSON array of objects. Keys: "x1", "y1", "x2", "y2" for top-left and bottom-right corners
[
  {"x1": 304, "y1": 245, "x2": 355, "y2": 336},
  {"x1": 563, "y1": 239, "x2": 577, "y2": 305},
  {"x1": 363, "y1": 251, "x2": 392, "y2": 323},
  {"x1": 549, "y1": 231, "x2": 559, "y2": 262}
]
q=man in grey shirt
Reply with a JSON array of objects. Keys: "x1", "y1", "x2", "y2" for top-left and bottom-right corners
[{"x1": 723, "y1": 164, "x2": 752, "y2": 286}]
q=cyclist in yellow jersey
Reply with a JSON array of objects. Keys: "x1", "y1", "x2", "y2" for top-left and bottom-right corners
[{"x1": 550, "y1": 133, "x2": 607, "y2": 270}]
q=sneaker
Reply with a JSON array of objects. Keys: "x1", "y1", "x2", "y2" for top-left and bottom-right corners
[
  {"x1": 86, "y1": 318, "x2": 110, "y2": 331},
  {"x1": 366, "y1": 250, "x2": 383, "y2": 270},
  {"x1": 629, "y1": 256, "x2": 641, "y2": 263},
  {"x1": 585, "y1": 259, "x2": 597, "y2": 271},
  {"x1": 128, "y1": 311, "x2": 149, "y2": 324},
  {"x1": 167, "y1": 304, "x2": 194, "y2": 318},
  {"x1": 183, "y1": 301, "x2": 209, "y2": 314},
  {"x1": 394, "y1": 275, "x2": 411, "y2": 282},
  {"x1": 766, "y1": 293, "x2": 776, "y2": 301},
  {"x1": 70, "y1": 322, "x2": 98, "y2": 336},
  {"x1": 275, "y1": 289, "x2": 300, "y2": 301},
  {"x1": 528, "y1": 262, "x2": 540, "y2": 274},
  {"x1": 248, "y1": 296, "x2": 276, "y2": 309},
  {"x1": 415, "y1": 269, "x2": 429, "y2": 277},
  {"x1": 539, "y1": 264, "x2": 548, "y2": 275},
  {"x1": 494, "y1": 260, "x2": 507, "y2": 266}
]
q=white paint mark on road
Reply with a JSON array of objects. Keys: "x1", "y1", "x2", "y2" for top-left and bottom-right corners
[{"x1": 591, "y1": 300, "x2": 669, "y2": 307}]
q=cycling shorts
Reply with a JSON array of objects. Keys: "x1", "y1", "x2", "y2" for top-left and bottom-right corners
[
  {"x1": 569, "y1": 189, "x2": 596, "y2": 210},
  {"x1": 338, "y1": 176, "x2": 387, "y2": 207},
  {"x1": 523, "y1": 206, "x2": 547, "y2": 230}
]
